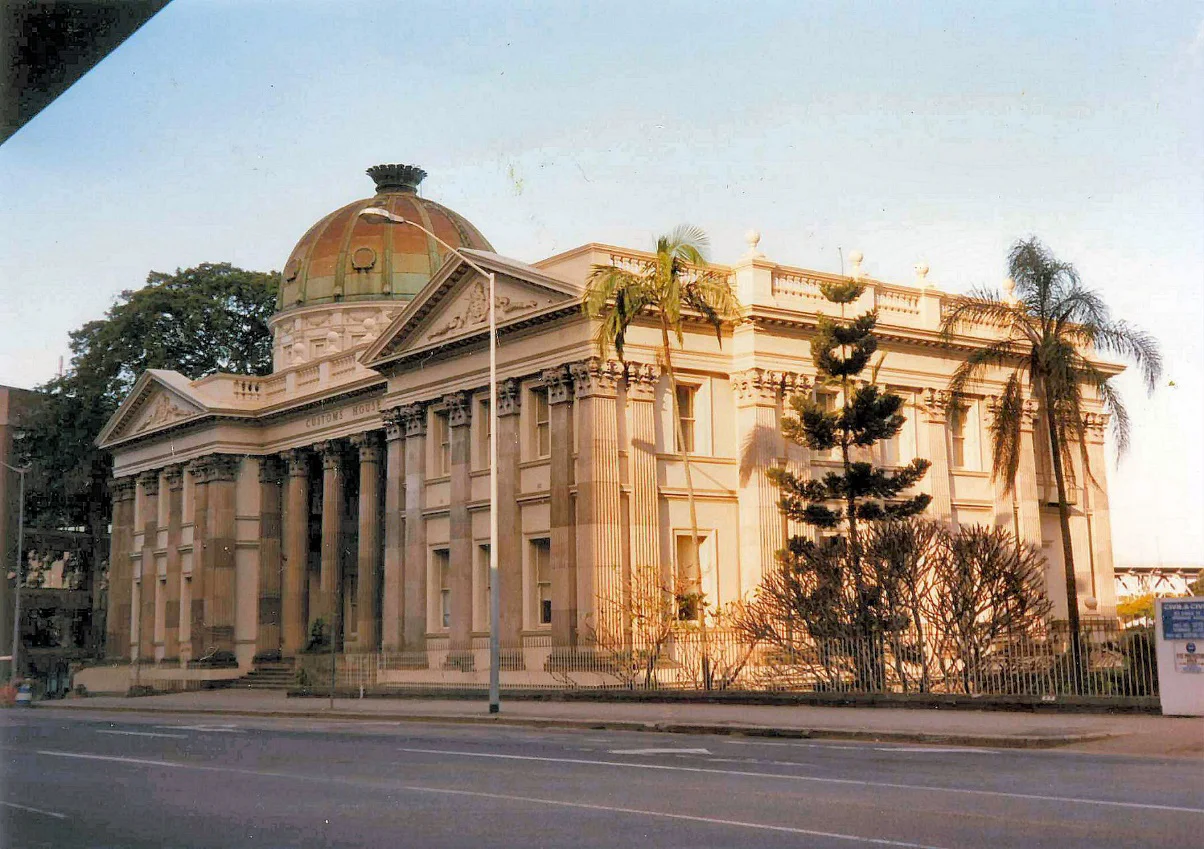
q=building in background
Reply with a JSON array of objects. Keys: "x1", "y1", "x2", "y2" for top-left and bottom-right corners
[
  {"x1": 90, "y1": 164, "x2": 1124, "y2": 683},
  {"x1": 1, "y1": 384, "x2": 36, "y2": 676}
]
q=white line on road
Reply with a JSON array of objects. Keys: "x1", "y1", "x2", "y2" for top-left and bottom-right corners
[
  {"x1": 155, "y1": 724, "x2": 244, "y2": 733},
  {"x1": 0, "y1": 800, "x2": 68, "y2": 820},
  {"x1": 38, "y1": 751, "x2": 188, "y2": 768},
  {"x1": 396, "y1": 747, "x2": 1204, "y2": 815},
  {"x1": 608, "y1": 747, "x2": 712, "y2": 755},
  {"x1": 97, "y1": 729, "x2": 187, "y2": 739},
  {"x1": 403, "y1": 785, "x2": 949, "y2": 848}
]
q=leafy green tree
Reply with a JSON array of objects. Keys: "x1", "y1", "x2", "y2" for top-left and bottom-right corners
[
  {"x1": 940, "y1": 237, "x2": 1160, "y2": 688},
  {"x1": 583, "y1": 226, "x2": 741, "y2": 612},
  {"x1": 761, "y1": 271, "x2": 931, "y2": 687},
  {"x1": 17, "y1": 263, "x2": 278, "y2": 650}
]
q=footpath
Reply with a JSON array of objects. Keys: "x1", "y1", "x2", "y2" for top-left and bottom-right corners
[{"x1": 32, "y1": 689, "x2": 1203, "y2": 759}]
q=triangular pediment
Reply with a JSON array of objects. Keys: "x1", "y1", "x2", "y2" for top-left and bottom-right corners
[
  {"x1": 96, "y1": 370, "x2": 210, "y2": 447},
  {"x1": 363, "y1": 250, "x2": 583, "y2": 368}
]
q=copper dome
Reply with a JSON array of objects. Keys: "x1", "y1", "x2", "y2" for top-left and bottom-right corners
[{"x1": 275, "y1": 164, "x2": 493, "y2": 313}]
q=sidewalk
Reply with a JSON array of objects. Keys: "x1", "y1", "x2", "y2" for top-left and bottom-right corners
[{"x1": 31, "y1": 689, "x2": 1202, "y2": 758}]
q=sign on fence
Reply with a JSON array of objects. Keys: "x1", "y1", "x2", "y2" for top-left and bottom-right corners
[{"x1": 1156, "y1": 597, "x2": 1204, "y2": 716}]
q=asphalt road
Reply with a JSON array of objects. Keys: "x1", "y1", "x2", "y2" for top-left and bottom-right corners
[{"x1": 2, "y1": 709, "x2": 1200, "y2": 848}]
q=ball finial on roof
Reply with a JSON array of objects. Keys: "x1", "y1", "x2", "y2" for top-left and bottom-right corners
[
  {"x1": 744, "y1": 229, "x2": 763, "y2": 258},
  {"x1": 848, "y1": 250, "x2": 864, "y2": 280},
  {"x1": 914, "y1": 262, "x2": 930, "y2": 287},
  {"x1": 1002, "y1": 276, "x2": 1018, "y2": 305}
]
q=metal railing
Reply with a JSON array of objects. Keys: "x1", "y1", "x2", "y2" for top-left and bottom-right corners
[{"x1": 303, "y1": 621, "x2": 1156, "y2": 700}]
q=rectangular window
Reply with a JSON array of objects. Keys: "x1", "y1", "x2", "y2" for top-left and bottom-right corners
[
  {"x1": 675, "y1": 534, "x2": 703, "y2": 621},
  {"x1": 675, "y1": 384, "x2": 696, "y2": 454},
  {"x1": 950, "y1": 406, "x2": 967, "y2": 469},
  {"x1": 533, "y1": 388, "x2": 551, "y2": 458},
  {"x1": 478, "y1": 399, "x2": 491, "y2": 468},
  {"x1": 434, "y1": 411, "x2": 451, "y2": 476},
  {"x1": 434, "y1": 549, "x2": 451, "y2": 630},
  {"x1": 530, "y1": 537, "x2": 552, "y2": 626},
  {"x1": 474, "y1": 543, "x2": 491, "y2": 631}
]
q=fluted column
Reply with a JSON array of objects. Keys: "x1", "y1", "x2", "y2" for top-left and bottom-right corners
[
  {"x1": 625, "y1": 363, "x2": 660, "y2": 608},
  {"x1": 1014, "y1": 399, "x2": 1043, "y2": 547},
  {"x1": 137, "y1": 469, "x2": 161, "y2": 662},
  {"x1": 402, "y1": 403, "x2": 428, "y2": 650},
  {"x1": 257, "y1": 456, "x2": 284, "y2": 656},
  {"x1": 571, "y1": 358, "x2": 624, "y2": 643},
  {"x1": 163, "y1": 466, "x2": 184, "y2": 662},
  {"x1": 105, "y1": 477, "x2": 137, "y2": 658},
  {"x1": 1084, "y1": 413, "x2": 1117, "y2": 615},
  {"x1": 381, "y1": 409, "x2": 406, "y2": 651},
  {"x1": 206, "y1": 455, "x2": 240, "y2": 654},
  {"x1": 316, "y1": 441, "x2": 344, "y2": 647},
  {"x1": 921, "y1": 389, "x2": 953, "y2": 523},
  {"x1": 281, "y1": 449, "x2": 310, "y2": 655},
  {"x1": 186, "y1": 458, "x2": 211, "y2": 662},
  {"x1": 734, "y1": 369, "x2": 788, "y2": 597},
  {"x1": 496, "y1": 380, "x2": 523, "y2": 651},
  {"x1": 544, "y1": 365, "x2": 577, "y2": 647},
  {"x1": 351, "y1": 432, "x2": 383, "y2": 650},
  {"x1": 445, "y1": 391, "x2": 474, "y2": 663}
]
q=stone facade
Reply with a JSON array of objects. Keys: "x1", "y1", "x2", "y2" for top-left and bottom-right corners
[{"x1": 95, "y1": 170, "x2": 1123, "y2": 671}]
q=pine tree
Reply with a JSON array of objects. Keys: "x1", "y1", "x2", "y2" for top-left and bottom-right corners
[{"x1": 764, "y1": 273, "x2": 932, "y2": 688}]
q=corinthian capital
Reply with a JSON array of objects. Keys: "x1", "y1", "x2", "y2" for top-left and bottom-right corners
[
  {"x1": 624, "y1": 361, "x2": 660, "y2": 401},
  {"x1": 442, "y1": 390, "x2": 472, "y2": 427},
  {"x1": 571, "y1": 357, "x2": 622, "y2": 399},
  {"x1": 921, "y1": 388, "x2": 953, "y2": 423},
  {"x1": 541, "y1": 365, "x2": 574, "y2": 405},
  {"x1": 497, "y1": 378, "x2": 521, "y2": 416},
  {"x1": 733, "y1": 368, "x2": 786, "y2": 406}
]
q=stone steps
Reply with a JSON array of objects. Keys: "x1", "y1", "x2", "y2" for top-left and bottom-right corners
[{"x1": 234, "y1": 661, "x2": 297, "y2": 691}]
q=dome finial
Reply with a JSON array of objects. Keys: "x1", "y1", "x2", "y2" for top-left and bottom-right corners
[{"x1": 367, "y1": 164, "x2": 427, "y2": 194}]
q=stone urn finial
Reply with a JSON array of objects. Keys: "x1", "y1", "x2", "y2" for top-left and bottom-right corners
[
  {"x1": 914, "y1": 261, "x2": 931, "y2": 288},
  {"x1": 848, "y1": 250, "x2": 864, "y2": 281},
  {"x1": 744, "y1": 229, "x2": 763, "y2": 259},
  {"x1": 1002, "y1": 277, "x2": 1018, "y2": 305}
]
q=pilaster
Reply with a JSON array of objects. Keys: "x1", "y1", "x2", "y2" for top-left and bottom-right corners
[
  {"x1": 496, "y1": 379, "x2": 524, "y2": 650},
  {"x1": 733, "y1": 368, "x2": 788, "y2": 596},
  {"x1": 205, "y1": 454, "x2": 241, "y2": 654},
  {"x1": 544, "y1": 365, "x2": 577, "y2": 647},
  {"x1": 186, "y1": 458, "x2": 211, "y2": 662},
  {"x1": 105, "y1": 477, "x2": 137, "y2": 659},
  {"x1": 444, "y1": 391, "x2": 474, "y2": 661},
  {"x1": 625, "y1": 362, "x2": 661, "y2": 602},
  {"x1": 163, "y1": 465, "x2": 184, "y2": 662},
  {"x1": 315, "y1": 441, "x2": 344, "y2": 646},
  {"x1": 401, "y1": 403, "x2": 428, "y2": 650},
  {"x1": 1083, "y1": 413, "x2": 1116, "y2": 615},
  {"x1": 137, "y1": 469, "x2": 160, "y2": 663},
  {"x1": 921, "y1": 388, "x2": 954, "y2": 522},
  {"x1": 571, "y1": 358, "x2": 624, "y2": 642},
  {"x1": 381, "y1": 408, "x2": 406, "y2": 651}
]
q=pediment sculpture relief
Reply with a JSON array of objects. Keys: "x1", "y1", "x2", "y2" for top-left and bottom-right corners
[
  {"x1": 136, "y1": 394, "x2": 194, "y2": 433},
  {"x1": 426, "y1": 281, "x2": 540, "y2": 341}
]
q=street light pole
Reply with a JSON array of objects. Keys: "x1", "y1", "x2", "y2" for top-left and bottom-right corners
[
  {"x1": 2, "y1": 461, "x2": 28, "y2": 682},
  {"x1": 358, "y1": 207, "x2": 501, "y2": 714}
]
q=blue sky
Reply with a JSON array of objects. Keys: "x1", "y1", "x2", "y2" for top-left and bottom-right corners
[{"x1": 1, "y1": 0, "x2": 1200, "y2": 565}]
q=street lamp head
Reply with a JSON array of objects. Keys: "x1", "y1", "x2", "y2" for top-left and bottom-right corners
[{"x1": 359, "y1": 207, "x2": 408, "y2": 226}]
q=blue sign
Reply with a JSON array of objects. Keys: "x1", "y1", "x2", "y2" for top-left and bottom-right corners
[{"x1": 1162, "y1": 600, "x2": 1204, "y2": 641}]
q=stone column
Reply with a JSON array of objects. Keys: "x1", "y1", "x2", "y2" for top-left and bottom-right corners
[
  {"x1": 163, "y1": 466, "x2": 184, "y2": 662},
  {"x1": 496, "y1": 379, "x2": 524, "y2": 652},
  {"x1": 625, "y1": 363, "x2": 661, "y2": 601},
  {"x1": 105, "y1": 477, "x2": 137, "y2": 659},
  {"x1": 571, "y1": 358, "x2": 624, "y2": 643},
  {"x1": 381, "y1": 409, "x2": 406, "y2": 651},
  {"x1": 351, "y1": 432, "x2": 383, "y2": 651},
  {"x1": 734, "y1": 368, "x2": 788, "y2": 597},
  {"x1": 1084, "y1": 413, "x2": 1117, "y2": 615},
  {"x1": 205, "y1": 455, "x2": 240, "y2": 654},
  {"x1": 544, "y1": 365, "x2": 577, "y2": 648},
  {"x1": 316, "y1": 441, "x2": 344, "y2": 647},
  {"x1": 402, "y1": 403, "x2": 428, "y2": 651},
  {"x1": 257, "y1": 456, "x2": 284, "y2": 657},
  {"x1": 186, "y1": 458, "x2": 211, "y2": 662},
  {"x1": 445, "y1": 391, "x2": 474, "y2": 666},
  {"x1": 281, "y1": 449, "x2": 310, "y2": 656},
  {"x1": 138, "y1": 469, "x2": 160, "y2": 663},
  {"x1": 921, "y1": 389, "x2": 954, "y2": 522},
  {"x1": 1014, "y1": 399, "x2": 1043, "y2": 547}
]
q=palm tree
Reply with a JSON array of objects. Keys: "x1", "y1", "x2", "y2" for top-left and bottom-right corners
[
  {"x1": 940, "y1": 237, "x2": 1161, "y2": 688},
  {"x1": 583, "y1": 225, "x2": 741, "y2": 654}
]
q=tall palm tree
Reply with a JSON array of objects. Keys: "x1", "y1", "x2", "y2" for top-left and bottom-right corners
[
  {"x1": 940, "y1": 237, "x2": 1161, "y2": 688},
  {"x1": 583, "y1": 225, "x2": 741, "y2": 631}
]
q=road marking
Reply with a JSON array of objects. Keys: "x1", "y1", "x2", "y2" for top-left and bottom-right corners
[
  {"x1": 724, "y1": 739, "x2": 866, "y2": 750},
  {"x1": 396, "y1": 747, "x2": 1204, "y2": 815},
  {"x1": 1, "y1": 800, "x2": 67, "y2": 820},
  {"x1": 608, "y1": 747, "x2": 712, "y2": 755},
  {"x1": 97, "y1": 729, "x2": 187, "y2": 739},
  {"x1": 881, "y1": 747, "x2": 1000, "y2": 755},
  {"x1": 403, "y1": 785, "x2": 948, "y2": 848},
  {"x1": 38, "y1": 751, "x2": 188, "y2": 769},
  {"x1": 156, "y1": 724, "x2": 244, "y2": 733}
]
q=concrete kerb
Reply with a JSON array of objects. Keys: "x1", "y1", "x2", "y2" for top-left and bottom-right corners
[{"x1": 32, "y1": 701, "x2": 1113, "y2": 750}]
